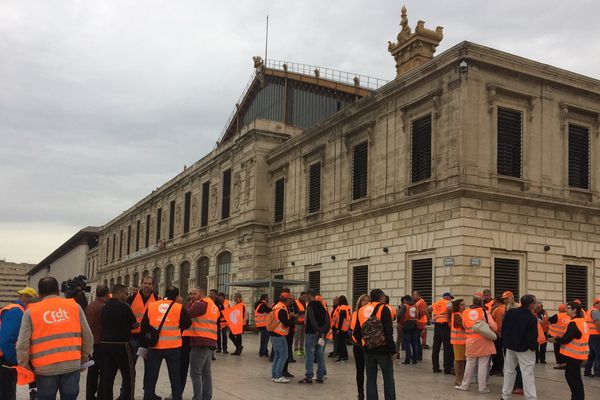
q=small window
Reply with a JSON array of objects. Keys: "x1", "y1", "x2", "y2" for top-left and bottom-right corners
[
  {"x1": 183, "y1": 191, "x2": 191, "y2": 234},
  {"x1": 411, "y1": 258, "x2": 432, "y2": 306},
  {"x1": 568, "y1": 124, "x2": 590, "y2": 189},
  {"x1": 411, "y1": 114, "x2": 432, "y2": 183},
  {"x1": 566, "y1": 264, "x2": 588, "y2": 309},
  {"x1": 274, "y1": 178, "x2": 285, "y2": 223},
  {"x1": 222, "y1": 169, "x2": 232, "y2": 220},
  {"x1": 308, "y1": 162, "x2": 321, "y2": 213},
  {"x1": 497, "y1": 107, "x2": 523, "y2": 178},
  {"x1": 352, "y1": 265, "x2": 369, "y2": 308},
  {"x1": 352, "y1": 141, "x2": 368, "y2": 200},
  {"x1": 127, "y1": 225, "x2": 132, "y2": 255},
  {"x1": 135, "y1": 220, "x2": 140, "y2": 252},
  {"x1": 145, "y1": 214, "x2": 150, "y2": 248},
  {"x1": 169, "y1": 200, "x2": 175, "y2": 239},
  {"x1": 308, "y1": 270, "x2": 321, "y2": 294},
  {"x1": 494, "y1": 258, "x2": 520, "y2": 299},
  {"x1": 201, "y1": 181, "x2": 210, "y2": 227},
  {"x1": 217, "y1": 252, "x2": 232, "y2": 295},
  {"x1": 156, "y1": 208, "x2": 162, "y2": 243}
]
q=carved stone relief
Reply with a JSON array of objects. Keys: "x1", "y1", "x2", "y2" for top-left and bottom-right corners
[
  {"x1": 191, "y1": 195, "x2": 198, "y2": 227},
  {"x1": 210, "y1": 185, "x2": 218, "y2": 219},
  {"x1": 233, "y1": 172, "x2": 241, "y2": 209},
  {"x1": 175, "y1": 204, "x2": 182, "y2": 234}
]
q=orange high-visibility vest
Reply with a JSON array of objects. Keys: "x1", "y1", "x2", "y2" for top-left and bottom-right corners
[
  {"x1": 183, "y1": 297, "x2": 219, "y2": 340},
  {"x1": 462, "y1": 307, "x2": 485, "y2": 340},
  {"x1": 254, "y1": 302, "x2": 268, "y2": 328},
  {"x1": 295, "y1": 300, "x2": 306, "y2": 324},
  {"x1": 130, "y1": 291, "x2": 158, "y2": 334},
  {"x1": 536, "y1": 320, "x2": 547, "y2": 345},
  {"x1": 560, "y1": 318, "x2": 589, "y2": 360},
  {"x1": 539, "y1": 311, "x2": 549, "y2": 333},
  {"x1": 350, "y1": 312, "x2": 359, "y2": 343},
  {"x1": 219, "y1": 299, "x2": 231, "y2": 329},
  {"x1": 272, "y1": 302, "x2": 290, "y2": 336},
  {"x1": 548, "y1": 312, "x2": 570, "y2": 337},
  {"x1": 385, "y1": 304, "x2": 397, "y2": 321},
  {"x1": 415, "y1": 298, "x2": 428, "y2": 326},
  {"x1": 357, "y1": 302, "x2": 385, "y2": 346},
  {"x1": 222, "y1": 302, "x2": 245, "y2": 335},
  {"x1": 29, "y1": 298, "x2": 82, "y2": 369},
  {"x1": 334, "y1": 305, "x2": 352, "y2": 331},
  {"x1": 147, "y1": 300, "x2": 182, "y2": 349},
  {"x1": 432, "y1": 299, "x2": 451, "y2": 324},
  {"x1": 450, "y1": 312, "x2": 466, "y2": 345},
  {"x1": 585, "y1": 308, "x2": 600, "y2": 336},
  {"x1": 485, "y1": 300, "x2": 493, "y2": 312}
]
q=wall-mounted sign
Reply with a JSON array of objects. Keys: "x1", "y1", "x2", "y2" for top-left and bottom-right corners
[
  {"x1": 443, "y1": 256, "x2": 455, "y2": 267},
  {"x1": 470, "y1": 257, "x2": 481, "y2": 266}
]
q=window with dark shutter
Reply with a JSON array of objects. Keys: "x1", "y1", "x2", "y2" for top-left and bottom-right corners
[
  {"x1": 411, "y1": 114, "x2": 432, "y2": 183},
  {"x1": 119, "y1": 230, "x2": 123, "y2": 258},
  {"x1": 308, "y1": 270, "x2": 321, "y2": 294},
  {"x1": 352, "y1": 265, "x2": 369, "y2": 308},
  {"x1": 201, "y1": 181, "x2": 209, "y2": 227},
  {"x1": 145, "y1": 214, "x2": 150, "y2": 248},
  {"x1": 169, "y1": 200, "x2": 175, "y2": 239},
  {"x1": 127, "y1": 225, "x2": 132, "y2": 255},
  {"x1": 273, "y1": 274, "x2": 284, "y2": 300},
  {"x1": 497, "y1": 108, "x2": 522, "y2": 177},
  {"x1": 494, "y1": 258, "x2": 520, "y2": 299},
  {"x1": 184, "y1": 191, "x2": 191, "y2": 234},
  {"x1": 352, "y1": 141, "x2": 368, "y2": 200},
  {"x1": 135, "y1": 220, "x2": 140, "y2": 251},
  {"x1": 156, "y1": 208, "x2": 162, "y2": 242},
  {"x1": 274, "y1": 178, "x2": 285, "y2": 223},
  {"x1": 105, "y1": 237, "x2": 110, "y2": 260},
  {"x1": 566, "y1": 264, "x2": 588, "y2": 309},
  {"x1": 308, "y1": 162, "x2": 321, "y2": 213},
  {"x1": 568, "y1": 124, "x2": 590, "y2": 189},
  {"x1": 411, "y1": 258, "x2": 432, "y2": 306},
  {"x1": 222, "y1": 169, "x2": 232, "y2": 220},
  {"x1": 112, "y1": 233, "x2": 116, "y2": 261}
]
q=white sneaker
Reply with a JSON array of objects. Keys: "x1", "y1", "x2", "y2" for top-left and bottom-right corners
[
  {"x1": 274, "y1": 377, "x2": 290, "y2": 383},
  {"x1": 454, "y1": 385, "x2": 468, "y2": 391},
  {"x1": 479, "y1": 389, "x2": 490, "y2": 394}
]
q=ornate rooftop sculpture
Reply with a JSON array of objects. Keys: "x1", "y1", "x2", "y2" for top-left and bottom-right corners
[{"x1": 388, "y1": 6, "x2": 444, "y2": 78}]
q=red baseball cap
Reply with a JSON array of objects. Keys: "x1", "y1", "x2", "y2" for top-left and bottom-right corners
[{"x1": 502, "y1": 291, "x2": 514, "y2": 299}]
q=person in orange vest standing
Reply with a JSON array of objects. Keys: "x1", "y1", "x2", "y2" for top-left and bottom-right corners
[
  {"x1": 185, "y1": 287, "x2": 220, "y2": 400},
  {"x1": 489, "y1": 295, "x2": 506, "y2": 376},
  {"x1": 0, "y1": 286, "x2": 37, "y2": 400},
  {"x1": 549, "y1": 301, "x2": 590, "y2": 400},
  {"x1": 482, "y1": 289, "x2": 493, "y2": 312},
  {"x1": 449, "y1": 298, "x2": 466, "y2": 386},
  {"x1": 293, "y1": 292, "x2": 307, "y2": 357},
  {"x1": 548, "y1": 303, "x2": 569, "y2": 370},
  {"x1": 534, "y1": 302, "x2": 549, "y2": 364},
  {"x1": 332, "y1": 295, "x2": 352, "y2": 362},
  {"x1": 412, "y1": 291, "x2": 428, "y2": 360},
  {"x1": 583, "y1": 297, "x2": 600, "y2": 377},
  {"x1": 141, "y1": 286, "x2": 191, "y2": 400},
  {"x1": 127, "y1": 276, "x2": 159, "y2": 362},
  {"x1": 431, "y1": 292, "x2": 454, "y2": 374},
  {"x1": 350, "y1": 294, "x2": 370, "y2": 400},
  {"x1": 399, "y1": 295, "x2": 419, "y2": 365},
  {"x1": 224, "y1": 292, "x2": 247, "y2": 355},
  {"x1": 270, "y1": 293, "x2": 297, "y2": 383},
  {"x1": 16, "y1": 277, "x2": 93, "y2": 400},
  {"x1": 216, "y1": 292, "x2": 230, "y2": 354},
  {"x1": 254, "y1": 294, "x2": 272, "y2": 358}
]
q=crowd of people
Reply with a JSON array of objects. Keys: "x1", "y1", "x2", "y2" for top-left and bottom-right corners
[{"x1": 0, "y1": 277, "x2": 599, "y2": 400}]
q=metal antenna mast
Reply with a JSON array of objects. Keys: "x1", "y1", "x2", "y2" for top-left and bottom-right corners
[{"x1": 265, "y1": 15, "x2": 269, "y2": 63}]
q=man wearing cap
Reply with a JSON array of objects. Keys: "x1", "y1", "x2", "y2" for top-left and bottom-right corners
[
  {"x1": 503, "y1": 291, "x2": 519, "y2": 310},
  {"x1": 0, "y1": 287, "x2": 37, "y2": 400},
  {"x1": 430, "y1": 292, "x2": 454, "y2": 374},
  {"x1": 583, "y1": 297, "x2": 600, "y2": 377}
]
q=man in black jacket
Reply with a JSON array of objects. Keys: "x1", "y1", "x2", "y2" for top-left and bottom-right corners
[
  {"x1": 500, "y1": 294, "x2": 538, "y2": 400},
  {"x1": 353, "y1": 289, "x2": 396, "y2": 400},
  {"x1": 299, "y1": 290, "x2": 330, "y2": 384}
]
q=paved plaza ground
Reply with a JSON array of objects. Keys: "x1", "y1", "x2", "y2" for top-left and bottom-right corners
[{"x1": 18, "y1": 332, "x2": 600, "y2": 399}]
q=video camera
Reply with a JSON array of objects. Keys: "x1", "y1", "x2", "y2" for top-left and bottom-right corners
[{"x1": 61, "y1": 275, "x2": 91, "y2": 298}]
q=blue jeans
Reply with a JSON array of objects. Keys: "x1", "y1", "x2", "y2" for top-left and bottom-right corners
[
  {"x1": 584, "y1": 334, "x2": 600, "y2": 374},
  {"x1": 258, "y1": 327, "x2": 270, "y2": 357},
  {"x1": 304, "y1": 334, "x2": 325, "y2": 380},
  {"x1": 403, "y1": 329, "x2": 419, "y2": 363},
  {"x1": 143, "y1": 348, "x2": 182, "y2": 400},
  {"x1": 365, "y1": 352, "x2": 396, "y2": 400},
  {"x1": 270, "y1": 335, "x2": 288, "y2": 379},
  {"x1": 36, "y1": 370, "x2": 80, "y2": 400}
]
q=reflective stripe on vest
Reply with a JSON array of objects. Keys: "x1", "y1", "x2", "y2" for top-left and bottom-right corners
[
  {"x1": 147, "y1": 300, "x2": 182, "y2": 349},
  {"x1": 432, "y1": 299, "x2": 451, "y2": 323},
  {"x1": 254, "y1": 303, "x2": 268, "y2": 327},
  {"x1": 560, "y1": 318, "x2": 589, "y2": 360},
  {"x1": 585, "y1": 308, "x2": 600, "y2": 335},
  {"x1": 130, "y1": 291, "x2": 158, "y2": 334},
  {"x1": 548, "y1": 313, "x2": 570, "y2": 337},
  {"x1": 272, "y1": 302, "x2": 289, "y2": 336},
  {"x1": 450, "y1": 312, "x2": 466, "y2": 345},
  {"x1": 335, "y1": 305, "x2": 352, "y2": 332},
  {"x1": 183, "y1": 297, "x2": 219, "y2": 340},
  {"x1": 295, "y1": 300, "x2": 306, "y2": 324},
  {"x1": 28, "y1": 298, "x2": 82, "y2": 369}
]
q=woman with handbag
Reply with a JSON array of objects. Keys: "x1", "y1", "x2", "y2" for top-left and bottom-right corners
[{"x1": 455, "y1": 293, "x2": 498, "y2": 394}]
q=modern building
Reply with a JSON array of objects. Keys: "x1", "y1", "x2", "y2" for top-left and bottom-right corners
[
  {"x1": 97, "y1": 8, "x2": 599, "y2": 313},
  {"x1": 0, "y1": 260, "x2": 33, "y2": 307},
  {"x1": 28, "y1": 226, "x2": 100, "y2": 298}
]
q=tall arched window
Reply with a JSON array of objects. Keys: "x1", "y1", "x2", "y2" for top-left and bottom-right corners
[
  {"x1": 109, "y1": 278, "x2": 115, "y2": 290},
  {"x1": 216, "y1": 251, "x2": 232, "y2": 295},
  {"x1": 152, "y1": 267, "x2": 161, "y2": 289},
  {"x1": 196, "y1": 256, "x2": 209, "y2": 290},
  {"x1": 132, "y1": 272, "x2": 140, "y2": 288},
  {"x1": 165, "y1": 264, "x2": 175, "y2": 288},
  {"x1": 179, "y1": 261, "x2": 190, "y2": 299},
  {"x1": 103, "y1": 279, "x2": 108, "y2": 287},
  {"x1": 117, "y1": 276, "x2": 122, "y2": 285},
  {"x1": 124, "y1": 274, "x2": 130, "y2": 288}
]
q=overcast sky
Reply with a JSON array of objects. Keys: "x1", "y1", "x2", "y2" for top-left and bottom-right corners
[{"x1": 1, "y1": 0, "x2": 599, "y2": 265}]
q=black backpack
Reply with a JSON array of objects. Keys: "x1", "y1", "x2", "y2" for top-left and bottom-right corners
[{"x1": 362, "y1": 303, "x2": 387, "y2": 350}]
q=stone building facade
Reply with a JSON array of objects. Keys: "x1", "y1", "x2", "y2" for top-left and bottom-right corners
[
  {"x1": 97, "y1": 9, "x2": 599, "y2": 313},
  {"x1": 0, "y1": 260, "x2": 33, "y2": 307}
]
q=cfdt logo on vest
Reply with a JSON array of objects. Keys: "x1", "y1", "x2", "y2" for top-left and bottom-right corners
[{"x1": 43, "y1": 308, "x2": 71, "y2": 324}]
